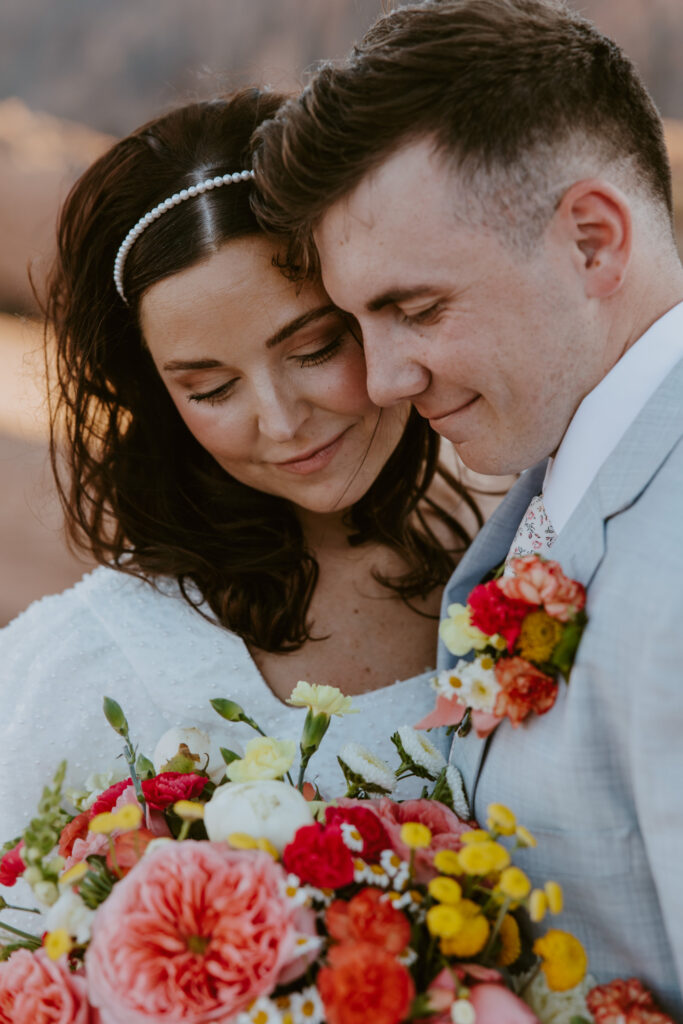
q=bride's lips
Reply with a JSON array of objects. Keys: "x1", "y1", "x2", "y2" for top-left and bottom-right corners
[{"x1": 272, "y1": 428, "x2": 351, "y2": 475}]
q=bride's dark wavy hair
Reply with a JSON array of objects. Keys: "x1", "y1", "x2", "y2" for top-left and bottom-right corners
[{"x1": 44, "y1": 87, "x2": 481, "y2": 652}]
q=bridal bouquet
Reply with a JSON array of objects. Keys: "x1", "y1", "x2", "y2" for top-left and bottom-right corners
[{"x1": 0, "y1": 682, "x2": 673, "y2": 1024}]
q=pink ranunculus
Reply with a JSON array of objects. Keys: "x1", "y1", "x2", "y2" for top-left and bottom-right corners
[
  {"x1": 470, "y1": 983, "x2": 541, "y2": 1022},
  {"x1": 494, "y1": 657, "x2": 558, "y2": 726},
  {"x1": 365, "y1": 798, "x2": 474, "y2": 881},
  {"x1": 425, "y1": 968, "x2": 537, "y2": 1024},
  {"x1": 64, "y1": 831, "x2": 110, "y2": 872},
  {"x1": 85, "y1": 841, "x2": 303, "y2": 1024},
  {"x1": 0, "y1": 948, "x2": 96, "y2": 1024},
  {"x1": 499, "y1": 557, "x2": 586, "y2": 622}
]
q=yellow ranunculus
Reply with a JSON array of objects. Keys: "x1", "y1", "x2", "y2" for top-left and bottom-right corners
[
  {"x1": 286, "y1": 681, "x2": 357, "y2": 717},
  {"x1": 517, "y1": 610, "x2": 564, "y2": 662},
  {"x1": 461, "y1": 829, "x2": 492, "y2": 845},
  {"x1": 428, "y1": 876, "x2": 462, "y2": 905},
  {"x1": 533, "y1": 929, "x2": 588, "y2": 991},
  {"x1": 433, "y1": 849, "x2": 462, "y2": 876},
  {"x1": 426, "y1": 904, "x2": 464, "y2": 938},
  {"x1": 499, "y1": 866, "x2": 532, "y2": 900},
  {"x1": 400, "y1": 822, "x2": 433, "y2": 849},
  {"x1": 458, "y1": 840, "x2": 510, "y2": 875},
  {"x1": 545, "y1": 880, "x2": 564, "y2": 914},
  {"x1": 486, "y1": 803, "x2": 517, "y2": 835},
  {"x1": 497, "y1": 913, "x2": 522, "y2": 966},
  {"x1": 529, "y1": 888, "x2": 548, "y2": 922},
  {"x1": 440, "y1": 909, "x2": 490, "y2": 957},
  {"x1": 44, "y1": 929, "x2": 73, "y2": 961},
  {"x1": 439, "y1": 603, "x2": 490, "y2": 657},
  {"x1": 226, "y1": 737, "x2": 296, "y2": 783}
]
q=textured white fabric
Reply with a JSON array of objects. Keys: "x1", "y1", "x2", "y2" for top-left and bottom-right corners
[
  {"x1": 0, "y1": 567, "x2": 442, "y2": 848},
  {"x1": 505, "y1": 492, "x2": 556, "y2": 566},
  {"x1": 543, "y1": 299, "x2": 683, "y2": 533}
]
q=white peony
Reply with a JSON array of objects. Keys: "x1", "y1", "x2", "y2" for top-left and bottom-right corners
[
  {"x1": 153, "y1": 725, "x2": 235, "y2": 784},
  {"x1": 44, "y1": 888, "x2": 95, "y2": 944},
  {"x1": 395, "y1": 725, "x2": 447, "y2": 776},
  {"x1": 204, "y1": 780, "x2": 314, "y2": 852}
]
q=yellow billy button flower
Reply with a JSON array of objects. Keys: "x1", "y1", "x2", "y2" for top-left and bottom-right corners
[
  {"x1": 110, "y1": 804, "x2": 143, "y2": 831},
  {"x1": 426, "y1": 904, "x2": 465, "y2": 939},
  {"x1": 88, "y1": 812, "x2": 116, "y2": 835},
  {"x1": 173, "y1": 800, "x2": 206, "y2": 821},
  {"x1": 440, "y1": 900, "x2": 490, "y2": 957},
  {"x1": 432, "y1": 849, "x2": 462, "y2": 876},
  {"x1": 499, "y1": 866, "x2": 532, "y2": 900},
  {"x1": 458, "y1": 840, "x2": 510, "y2": 876},
  {"x1": 518, "y1": 610, "x2": 564, "y2": 663},
  {"x1": 44, "y1": 929, "x2": 73, "y2": 961},
  {"x1": 529, "y1": 888, "x2": 549, "y2": 923},
  {"x1": 428, "y1": 876, "x2": 462, "y2": 905},
  {"x1": 545, "y1": 881, "x2": 564, "y2": 914},
  {"x1": 461, "y1": 829, "x2": 492, "y2": 845},
  {"x1": 286, "y1": 681, "x2": 357, "y2": 717},
  {"x1": 534, "y1": 930, "x2": 588, "y2": 992},
  {"x1": 400, "y1": 822, "x2": 432, "y2": 849},
  {"x1": 227, "y1": 832, "x2": 259, "y2": 850},
  {"x1": 486, "y1": 803, "x2": 517, "y2": 835},
  {"x1": 497, "y1": 913, "x2": 522, "y2": 967},
  {"x1": 516, "y1": 825, "x2": 537, "y2": 848}
]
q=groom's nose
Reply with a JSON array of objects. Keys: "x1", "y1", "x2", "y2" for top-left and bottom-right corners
[{"x1": 361, "y1": 323, "x2": 431, "y2": 407}]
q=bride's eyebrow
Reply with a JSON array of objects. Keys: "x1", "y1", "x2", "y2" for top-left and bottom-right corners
[{"x1": 265, "y1": 303, "x2": 337, "y2": 349}]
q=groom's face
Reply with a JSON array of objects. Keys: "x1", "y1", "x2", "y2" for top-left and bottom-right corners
[{"x1": 314, "y1": 138, "x2": 604, "y2": 475}]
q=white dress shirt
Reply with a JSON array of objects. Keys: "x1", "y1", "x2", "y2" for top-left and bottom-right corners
[{"x1": 543, "y1": 299, "x2": 683, "y2": 534}]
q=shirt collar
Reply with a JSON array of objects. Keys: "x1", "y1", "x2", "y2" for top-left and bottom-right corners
[{"x1": 543, "y1": 299, "x2": 683, "y2": 533}]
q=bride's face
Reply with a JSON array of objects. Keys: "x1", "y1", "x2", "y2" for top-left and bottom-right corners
[{"x1": 140, "y1": 235, "x2": 410, "y2": 515}]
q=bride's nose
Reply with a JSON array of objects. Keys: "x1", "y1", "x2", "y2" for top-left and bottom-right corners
[{"x1": 254, "y1": 379, "x2": 311, "y2": 442}]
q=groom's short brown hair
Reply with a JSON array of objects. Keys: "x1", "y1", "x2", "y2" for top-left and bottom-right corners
[{"x1": 252, "y1": 0, "x2": 673, "y2": 276}]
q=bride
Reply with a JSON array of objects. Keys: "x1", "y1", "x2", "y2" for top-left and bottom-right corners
[{"x1": 0, "y1": 88, "x2": 480, "y2": 840}]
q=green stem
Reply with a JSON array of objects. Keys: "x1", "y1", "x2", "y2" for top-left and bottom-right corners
[
  {"x1": 482, "y1": 895, "x2": 511, "y2": 963},
  {"x1": 123, "y1": 740, "x2": 146, "y2": 811},
  {"x1": 0, "y1": 902, "x2": 40, "y2": 914},
  {"x1": 0, "y1": 920, "x2": 41, "y2": 942}
]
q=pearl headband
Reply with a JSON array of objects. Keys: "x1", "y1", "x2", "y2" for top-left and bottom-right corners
[{"x1": 113, "y1": 169, "x2": 255, "y2": 304}]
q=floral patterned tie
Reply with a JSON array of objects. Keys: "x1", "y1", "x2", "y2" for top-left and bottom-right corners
[{"x1": 506, "y1": 493, "x2": 557, "y2": 565}]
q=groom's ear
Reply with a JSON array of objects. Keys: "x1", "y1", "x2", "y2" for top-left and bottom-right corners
[{"x1": 551, "y1": 178, "x2": 632, "y2": 298}]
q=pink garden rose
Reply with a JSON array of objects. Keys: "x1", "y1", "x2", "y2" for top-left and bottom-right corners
[
  {"x1": 499, "y1": 557, "x2": 586, "y2": 622},
  {"x1": 85, "y1": 841, "x2": 307, "y2": 1024},
  {"x1": 0, "y1": 948, "x2": 95, "y2": 1024},
  {"x1": 362, "y1": 798, "x2": 473, "y2": 881}
]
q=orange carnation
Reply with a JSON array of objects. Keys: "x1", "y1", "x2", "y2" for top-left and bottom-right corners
[
  {"x1": 325, "y1": 888, "x2": 411, "y2": 954},
  {"x1": 318, "y1": 942, "x2": 415, "y2": 1024}
]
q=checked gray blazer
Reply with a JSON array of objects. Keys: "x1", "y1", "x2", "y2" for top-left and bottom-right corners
[{"x1": 440, "y1": 356, "x2": 683, "y2": 1018}]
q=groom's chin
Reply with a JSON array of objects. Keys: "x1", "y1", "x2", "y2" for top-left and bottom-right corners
[{"x1": 451, "y1": 435, "x2": 551, "y2": 478}]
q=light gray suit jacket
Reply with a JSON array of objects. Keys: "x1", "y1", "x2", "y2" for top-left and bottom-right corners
[{"x1": 441, "y1": 356, "x2": 683, "y2": 1018}]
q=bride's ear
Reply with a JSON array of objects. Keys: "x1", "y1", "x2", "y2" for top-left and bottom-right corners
[{"x1": 553, "y1": 179, "x2": 632, "y2": 298}]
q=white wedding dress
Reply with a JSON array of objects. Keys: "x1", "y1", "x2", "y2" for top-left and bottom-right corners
[{"x1": 0, "y1": 567, "x2": 444, "y2": 846}]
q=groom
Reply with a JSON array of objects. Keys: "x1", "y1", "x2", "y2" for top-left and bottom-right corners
[{"x1": 253, "y1": 0, "x2": 683, "y2": 1012}]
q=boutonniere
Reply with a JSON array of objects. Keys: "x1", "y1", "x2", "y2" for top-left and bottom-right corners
[{"x1": 417, "y1": 555, "x2": 587, "y2": 739}]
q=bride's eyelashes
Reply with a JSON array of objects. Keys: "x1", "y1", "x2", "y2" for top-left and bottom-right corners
[{"x1": 187, "y1": 334, "x2": 346, "y2": 405}]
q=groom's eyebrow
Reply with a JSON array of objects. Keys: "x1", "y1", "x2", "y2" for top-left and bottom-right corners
[{"x1": 366, "y1": 285, "x2": 436, "y2": 312}]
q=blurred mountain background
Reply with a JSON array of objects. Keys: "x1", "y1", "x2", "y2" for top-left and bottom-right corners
[{"x1": 1, "y1": 0, "x2": 683, "y2": 624}]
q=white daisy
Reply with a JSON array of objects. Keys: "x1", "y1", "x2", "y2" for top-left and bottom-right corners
[
  {"x1": 395, "y1": 725, "x2": 447, "y2": 776},
  {"x1": 338, "y1": 743, "x2": 395, "y2": 793}
]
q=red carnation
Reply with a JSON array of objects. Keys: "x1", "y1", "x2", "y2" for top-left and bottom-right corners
[
  {"x1": 283, "y1": 823, "x2": 354, "y2": 888},
  {"x1": 90, "y1": 778, "x2": 133, "y2": 815},
  {"x1": 58, "y1": 811, "x2": 92, "y2": 858},
  {"x1": 494, "y1": 657, "x2": 558, "y2": 726},
  {"x1": 140, "y1": 772, "x2": 208, "y2": 810},
  {"x1": 0, "y1": 840, "x2": 25, "y2": 887},
  {"x1": 325, "y1": 804, "x2": 390, "y2": 863},
  {"x1": 318, "y1": 942, "x2": 415, "y2": 1024},
  {"x1": 326, "y1": 888, "x2": 411, "y2": 954},
  {"x1": 586, "y1": 978, "x2": 674, "y2": 1023},
  {"x1": 468, "y1": 580, "x2": 533, "y2": 651}
]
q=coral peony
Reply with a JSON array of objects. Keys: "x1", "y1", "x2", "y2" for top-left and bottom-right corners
[
  {"x1": 326, "y1": 888, "x2": 411, "y2": 954},
  {"x1": 283, "y1": 823, "x2": 355, "y2": 888},
  {"x1": 368, "y1": 798, "x2": 473, "y2": 881},
  {"x1": 468, "y1": 580, "x2": 532, "y2": 651},
  {"x1": 85, "y1": 841, "x2": 303, "y2": 1024},
  {"x1": 494, "y1": 658, "x2": 558, "y2": 726},
  {"x1": 0, "y1": 948, "x2": 94, "y2": 1024},
  {"x1": 318, "y1": 942, "x2": 415, "y2": 1024},
  {"x1": 325, "y1": 803, "x2": 391, "y2": 862},
  {"x1": 499, "y1": 557, "x2": 586, "y2": 622},
  {"x1": 586, "y1": 978, "x2": 674, "y2": 1023},
  {"x1": 0, "y1": 840, "x2": 25, "y2": 887}
]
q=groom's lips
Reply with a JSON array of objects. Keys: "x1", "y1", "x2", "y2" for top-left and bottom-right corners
[{"x1": 426, "y1": 395, "x2": 480, "y2": 428}]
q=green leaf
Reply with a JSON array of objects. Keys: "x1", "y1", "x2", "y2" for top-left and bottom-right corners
[
  {"x1": 220, "y1": 747, "x2": 241, "y2": 766},
  {"x1": 549, "y1": 612, "x2": 587, "y2": 678},
  {"x1": 135, "y1": 753, "x2": 155, "y2": 779}
]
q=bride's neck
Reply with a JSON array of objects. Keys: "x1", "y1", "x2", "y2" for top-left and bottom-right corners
[{"x1": 295, "y1": 505, "x2": 353, "y2": 555}]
